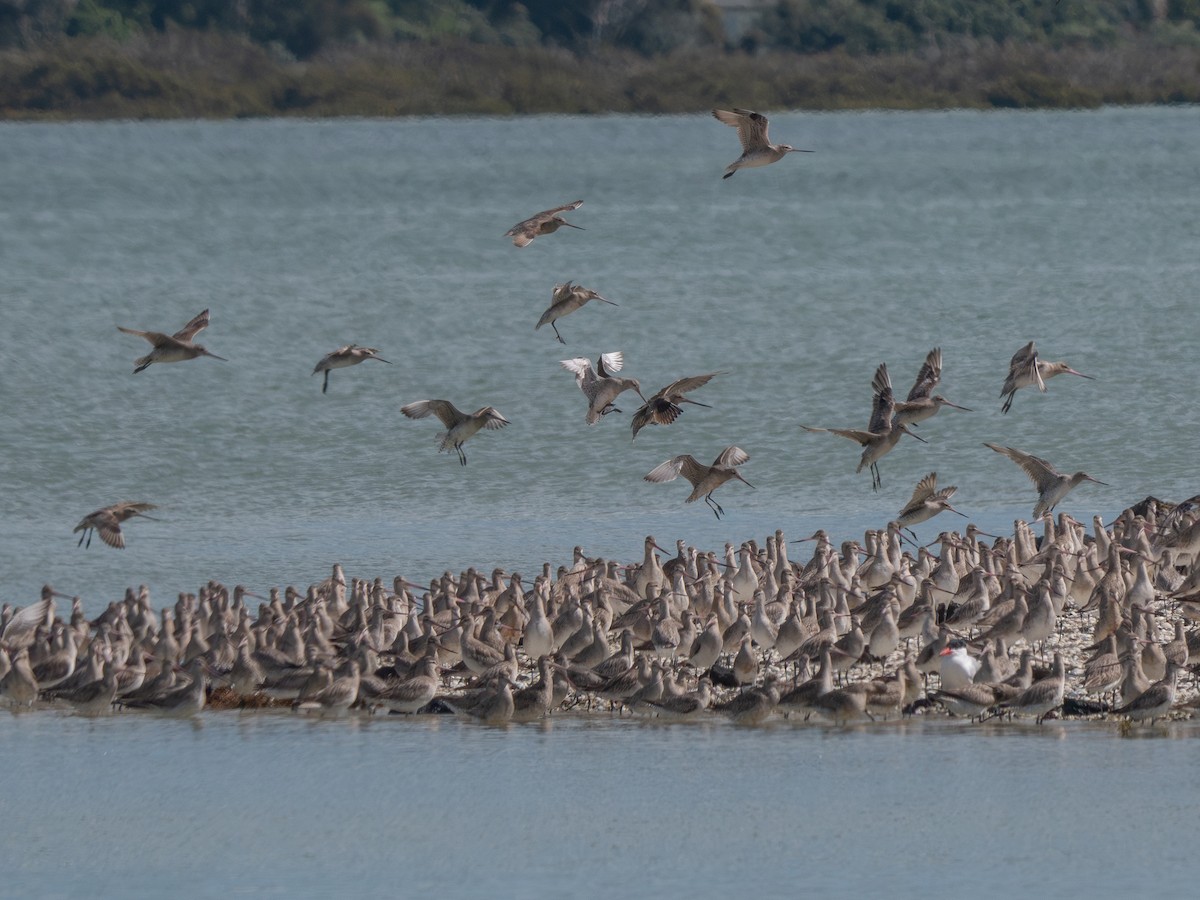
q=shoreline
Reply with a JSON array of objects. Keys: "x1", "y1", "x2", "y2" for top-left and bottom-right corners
[{"x1": 5, "y1": 504, "x2": 1198, "y2": 728}]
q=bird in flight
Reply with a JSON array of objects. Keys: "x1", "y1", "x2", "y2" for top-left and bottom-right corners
[{"x1": 712, "y1": 108, "x2": 812, "y2": 178}]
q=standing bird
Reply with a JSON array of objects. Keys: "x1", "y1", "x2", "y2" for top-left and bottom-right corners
[
  {"x1": 892, "y1": 347, "x2": 971, "y2": 427},
  {"x1": 999, "y1": 341, "x2": 1093, "y2": 414},
  {"x1": 312, "y1": 345, "x2": 390, "y2": 394},
  {"x1": 73, "y1": 501, "x2": 159, "y2": 549},
  {"x1": 801, "y1": 363, "x2": 926, "y2": 490},
  {"x1": 643, "y1": 445, "x2": 753, "y2": 519},
  {"x1": 117, "y1": 308, "x2": 226, "y2": 373},
  {"x1": 896, "y1": 473, "x2": 965, "y2": 542},
  {"x1": 504, "y1": 200, "x2": 584, "y2": 248},
  {"x1": 711, "y1": 108, "x2": 812, "y2": 178},
  {"x1": 983, "y1": 443, "x2": 1107, "y2": 518},
  {"x1": 559, "y1": 352, "x2": 647, "y2": 424},
  {"x1": 630, "y1": 372, "x2": 725, "y2": 440},
  {"x1": 401, "y1": 399, "x2": 510, "y2": 466},
  {"x1": 536, "y1": 281, "x2": 617, "y2": 344}
]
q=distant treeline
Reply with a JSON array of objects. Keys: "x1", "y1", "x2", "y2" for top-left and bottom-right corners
[{"x1": 1, "y1": 1, "x2": 1198, "y2": 118}]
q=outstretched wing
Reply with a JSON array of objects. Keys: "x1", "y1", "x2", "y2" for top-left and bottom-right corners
[
  {"x1": 474, "y1": 407, "x2": 511, "y2": 430},
  {"x1": 1, "y1": 596, "x2": 53, "y2": 647},
  {"x1": 173, "y1": 309, "x2": 210, "y2": 342},
  {"x1": 712, "y1": 446, "x2": 749, "y2": 469},
  {"x1": 117, "y1": 326, "x2": 171, "y2": 347},
  {"x1": 1003, "y1": 341, "x2": 1043, "y2": 395},
  {"x1": 401, "y1": 399, "x2": 462, "y2": 429},
  {"x1": 654, "y1": 372, "x2": 723, "y2": 401},
  {"x1": 644, "y1": 455, "x2": 706, "y2": 487},
  {"x1": 906, "y1": 348, "x2": 942, "y2": 402},
  {"x1": 900, "y1": 472, "x2": 939, "y2": 515},
  {"x1": 984, "y1": 442, "x2": 1059, "y2": 492},
  {"x1": 595, "y1": 351, "x2": 624, "y2": 378},
  {"x1": 505, "y1": 201, "x2": 583, "y2": 245},
  {"x1": 712, "y1": 108, "x2": 770, "y2": 152},
  {"x1": 632, "y1": 397, "x2": 682, "y2": 438},
  {"x1": 867, "y1": 364, "x2": 895, "y2": 434}
]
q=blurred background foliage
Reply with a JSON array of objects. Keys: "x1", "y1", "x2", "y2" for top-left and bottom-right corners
[{"x1": 0, "y1": 0, "x2": 1197, "y2": 116}]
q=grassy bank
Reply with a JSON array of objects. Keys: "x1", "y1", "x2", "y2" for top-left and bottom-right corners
[{"x1": 1, "y1": 32, "x2": 1198, "y2": 120}]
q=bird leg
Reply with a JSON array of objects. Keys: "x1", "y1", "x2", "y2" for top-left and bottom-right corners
[
  {"x1": 1001, "y1": 394, "x2": 1014, "y2": 414},
  {"x1": 705, "y1": 495, "x2": 724, "y2": 519},
  {"x1": 455, "y1": 444, "x2": 468, "y2": 466},
  {"x1": 551, "y1": 323, "x2": 565, "y2": 344},
  {"x1": 870, "y1": 463, "x2": 882, "y2": 491},
  {"x1": 322, "y1": 371, "x2": 330, "y2": 394}
]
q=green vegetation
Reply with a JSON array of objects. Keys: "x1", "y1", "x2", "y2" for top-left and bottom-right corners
[{"x1": 0, "y1": 1, "x2": 1197, "y2": 118}]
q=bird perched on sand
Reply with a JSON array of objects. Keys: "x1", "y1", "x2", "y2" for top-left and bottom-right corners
[
  {"x1": 630, "y1": 372, "x2": 724, "y2": 440},
  {"x1": 644, "y1": 445, "x2": 752, "y2": 519},
  {"x1": 504, "y1": 200, "x2": 584, "y2": 248},
  {"x1": 312, "y1": 345, "x2": 390, "y2": 394},
  {"x1": 401, "y1": 399, "x2": 510, "y2": 466},
  {"x1": 117, "y1": 308, "x2": 226, "y2": 373},
  {"x1": 999, "y1": 340, "x2": 1092, "y2": 414},
  {"x1": 73, "y1": 501, "x2": 159, "y2": 549},
  {"x1": 712, "y1": 108, "x2": 812, "y2": 179},
  {"x1": 536, "y1": 281, "x2": 617, "y2": 344},
  {"x1": 983, "y1": 443, "x2": 1107, "y2": 519},
  {"x1": 559, "y1": 352, "x2": 647, "y2": 424}
]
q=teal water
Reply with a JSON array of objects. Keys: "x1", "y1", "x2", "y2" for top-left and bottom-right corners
[{"x1": 1, "y1": 108, "x2": 1198, "y2": 895}]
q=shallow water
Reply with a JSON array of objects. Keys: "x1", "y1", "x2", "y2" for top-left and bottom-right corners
[
  {"x1": 1, "y1": 108, "x2": 1198, "y2": 606},
  {"x1": 1, "y1": 108, "x2": 1199, "y2": 895},
  {"x1": 1, "y1": 710, "x2": 1198, "y2": 898}
]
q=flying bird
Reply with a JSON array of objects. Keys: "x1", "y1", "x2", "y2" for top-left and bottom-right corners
[
  {"x1": 999, "y1": 341, "x2": 1092, "y2": 414},
  {"x1": 504, "y1": 200, "x2": 584, "y2": 248},
  {"x1": 896, "y1": 472, "x2": 965, "y2": 541},
  {"x1": 892, "y1": 348, "x2": 971, "y2": 427},
  {"x1": 630, "y1": 372, "x2": 724, "y2": 440},
  {"x1": 801, "y1": 363, "x2": 926, "y2": 490},
  {"x1": 536, "y1": 281, "x2": 617, "y2": 344},
  {"x1": 401, "y1": 400, "x2": 510, "y2": 466},
  {"x1": 643, "y1": 445, "x2": 752, "y2": 519},
  {"x1": 983, "y1": 442, "x2": 1107, "y2": 518},
  {"x1": 312, "y1": 345, "x2": 391, "y2": 394},
  {"x1": 712, "y1": 108, "x2": 812, "y2": 179},
  {"x1": 73, "y1": 501, "x2": 159, "y2": 549},
  {"x1": 117, "y1": 308, "x2": 226, "y2": 373},
  {"x1": 559, "y1": 352, "x2": 647, "y2": 424}
]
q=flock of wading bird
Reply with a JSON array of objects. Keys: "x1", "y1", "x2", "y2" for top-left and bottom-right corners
[{"x1": 10, "y1": 109, "x2": 1197, "y2": 725}]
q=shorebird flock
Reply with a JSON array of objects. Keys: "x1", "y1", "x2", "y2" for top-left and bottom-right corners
[
  {"x1": 7, "y1": 108, "x2": 1195, "y2": 726},
  {"x1": 4, "y1": 504, "x2": 1200, "y2": 724}
]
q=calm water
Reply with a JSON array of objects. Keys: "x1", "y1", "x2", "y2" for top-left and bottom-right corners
[{"x1": 1, "y1": 108, "x2": 1199, "y2": 895}]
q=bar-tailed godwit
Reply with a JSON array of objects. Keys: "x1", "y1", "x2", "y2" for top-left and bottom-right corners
[
  {"x1": 312, "y1": 345, "x2": 390, "y2": 394},
  {"x1": 505, "y1": 200, "x2": 583, "y2": 247},
  {"x1": 712, "y1": 108, "x2": 812, "y2": 178},
  {"x1": 117, "y1": 308, "x2": 226, "y2": 373}
]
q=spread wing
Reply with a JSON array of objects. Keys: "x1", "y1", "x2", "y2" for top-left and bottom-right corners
[
  {"x1": 644, "y1": 455, "x2": 708, "y2": 487},
  {"x1": 906, "y1": 348, "x2": 942, "y2": 402},
  {"x1": 867, "y1": 364, "x2": 895, "y2": 434},
  {"x1": 984, "y1": 443, "x2": 1060, "y2": 492},
  {"x1": 1, "y1": 596, "x2": 53, "y2": 647},
  {"x1": 631, "y1": 397, "x2": 682, "y2": 437},
  {"x1": 1003, "y1": 341, "x2": 1043, "y2": 394},
  {"x1": 900, "y1": 472, "x2": 939, "y2": 515},
  {"x1": 473, "y1": 407, "x2": 511, "y2": 430},
  {"x1": 712, "y1": 108, "x2": 770, "y2": 152},
  {"x1": 401, "y1": 399, "x2": 463, "y2": 429},
  {"x1": 595, "y1": 351, "x2": 623, "y2": 378},
  {"x1": 653, "y1": 372, "x2": 722, "y2": 401},
  {"x1": 712, "y1": 446, "x2": 749, "y2": 470},
  {"x1": 560, "y1": 357, "x2": 597, "y2": 389},
  {"x1": 173, "y1": 309, "x2": 210, "y2": 342},
  {"x1": 117, "y1": 326, "x2": 173, "y2": 348}
]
